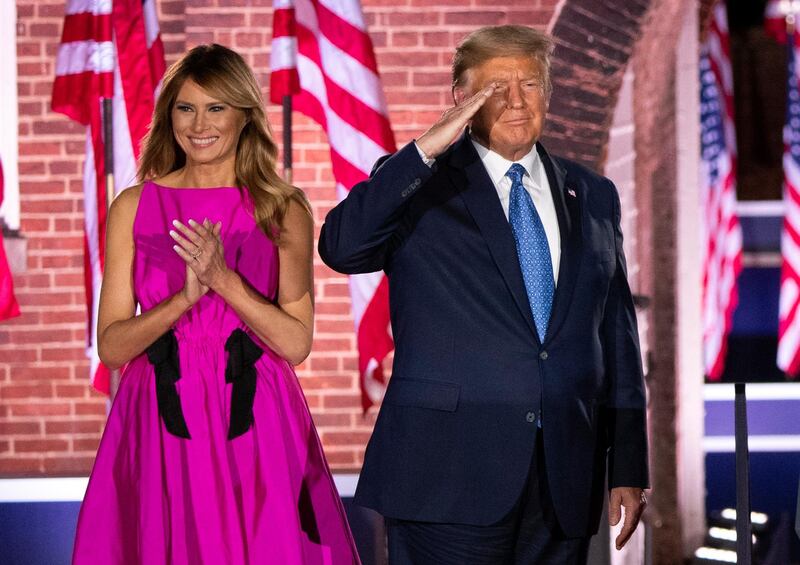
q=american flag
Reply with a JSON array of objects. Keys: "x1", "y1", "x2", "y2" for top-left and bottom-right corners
[
  {"x1": 270, "y1": 0, "x2": 396, "y2": 411},
  {"x1": 765, "y1": 0, "x2": 791, "y2": 44},
  {"x1": 52, "y1": 0, "x2": 165, "y2": 394},
  {"x1": 778, "y1": 29, "x2": 800, "y2": 376},
  {"x1": 700, "y1": 1, "x2": 743, "y2": 381}
]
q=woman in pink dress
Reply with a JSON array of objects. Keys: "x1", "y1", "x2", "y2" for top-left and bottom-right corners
[{"x1": 72, "y1": 44, "x2": 360, "y2": 564}]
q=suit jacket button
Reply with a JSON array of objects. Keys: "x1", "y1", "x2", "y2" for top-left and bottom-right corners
[
  {"x1": 526, "y1": 411, "x2": 536, "y2": 423},
  {"x1": 539, "y1": 351, "x2": 548, "y2": 360}
]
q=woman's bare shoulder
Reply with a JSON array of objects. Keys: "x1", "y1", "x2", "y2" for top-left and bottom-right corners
[
  {"x1": 109, "y1": 183, "x2": 145, "y2": 225},
  {"x1": 280, "y1": 194, "x2": 313, "y2": 241}
]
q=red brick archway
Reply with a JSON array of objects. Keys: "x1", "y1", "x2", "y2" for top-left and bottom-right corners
[{"x1": 543, "y1": 0, "x2": 654, "y2": 170}]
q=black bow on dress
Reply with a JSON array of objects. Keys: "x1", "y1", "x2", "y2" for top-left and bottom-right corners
[
  {"x1": 146, "y1": 328, "x2": 263, "y2": 440},
  {"x1": 145, "y1": 330, "x2": 191, "y2": 439},
  {"x1": 225, "y1": 328, "x2": 263, "y2": 439}
]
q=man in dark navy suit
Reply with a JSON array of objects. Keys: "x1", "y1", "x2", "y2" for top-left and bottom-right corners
[{"x1": 319, "y1": 25, "x2": 648, "y2": 564}]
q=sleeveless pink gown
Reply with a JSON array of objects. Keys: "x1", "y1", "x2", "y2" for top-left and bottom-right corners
[{"x1": 73, "y1": 182, "x2": 360, "y2": 564}]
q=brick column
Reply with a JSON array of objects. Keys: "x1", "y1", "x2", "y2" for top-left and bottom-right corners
[{"x1": 632, "y1": 0, "x2": 700, "y2": 561}]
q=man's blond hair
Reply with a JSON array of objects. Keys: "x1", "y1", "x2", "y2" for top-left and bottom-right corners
[{"x1": 452, "y1": 25, "x2": 554, "y2": 97}]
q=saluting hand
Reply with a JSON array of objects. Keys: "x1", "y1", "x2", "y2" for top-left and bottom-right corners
[
  {"x1": 171, "y1": 218, "x2": 228, "y2": 304},
  {"x1": 416, "y1": 84, "x2": 495, "y2": 159}
]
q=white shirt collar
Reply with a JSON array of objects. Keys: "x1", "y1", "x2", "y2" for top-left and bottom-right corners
[{"x1": 470, "y1": 138, "x2": 543, "y2": 189}]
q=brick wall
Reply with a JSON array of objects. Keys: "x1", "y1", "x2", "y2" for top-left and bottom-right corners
[
  {"x1": 3, "y1": 1, "x2": 95, "y2": 474},
  {"x1": 1, "y1": 0, "x2": 189, "y2": 475},
  {"x1": 3, "y1": 0, "x2": 652, "y2": 477}
]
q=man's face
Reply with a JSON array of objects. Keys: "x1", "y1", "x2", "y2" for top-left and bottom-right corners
[{"x1": 456, "y1": 55, "x2": 548, "y2": 161}]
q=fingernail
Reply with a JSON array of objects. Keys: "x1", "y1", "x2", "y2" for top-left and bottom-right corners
[
  {"x1": 188, "y1": 219, "x2": 197, "y2": 226},
  {"x1": 169, "y1": 230, "x2": 177, "y2": 238},
  {"x1": 172, "y1": 220, "x2": 180, "y2": 227},
  {"x1": 172, "y1": 245, "x2": 180, "y2": 252}
]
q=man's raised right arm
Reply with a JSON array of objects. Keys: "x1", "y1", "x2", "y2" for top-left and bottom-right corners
[
  {"x1": 318, "y1": 142, "x2": 435, "y2": 274},
  {"x1": 318, "y1": 84, "x2": 495, "y2": 274}
]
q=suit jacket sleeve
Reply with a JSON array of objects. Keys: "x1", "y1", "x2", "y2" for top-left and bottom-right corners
[
  {"x1": 602, "y1": 180, "x2": 650, "y2": 490},
  {"x1": 318, "y1": 141, "x2": 435, "y2": 274}
]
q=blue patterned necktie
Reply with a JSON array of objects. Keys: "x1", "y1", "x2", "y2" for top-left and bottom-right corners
[{"x1": 507, "y1": 163, "x2": 554, "y2": 342}]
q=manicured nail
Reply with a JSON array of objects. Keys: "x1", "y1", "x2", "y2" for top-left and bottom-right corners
[
  {"x1": 169, "y1": 230, "x2": 177, "y2": 238},
  {"x1": 188, "y1": 219, "x2": 198, "y2": 226}
]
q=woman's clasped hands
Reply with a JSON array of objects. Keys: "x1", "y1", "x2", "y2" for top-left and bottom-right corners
[{"x1": 170, "y1": 217, "x2": 228, "y2": 306}]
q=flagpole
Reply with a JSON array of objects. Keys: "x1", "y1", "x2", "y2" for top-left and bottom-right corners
[
  {"x1": 103, "y1": 97, "x2": 120, "y2": 405},
  {"x1": 282, "y1": 95, "x2": 292, "y2": 184}
]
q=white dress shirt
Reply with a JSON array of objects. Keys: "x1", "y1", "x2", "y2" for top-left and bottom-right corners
[{"x1": 470, "y1": 139, "x2": 561, "y2": 283}]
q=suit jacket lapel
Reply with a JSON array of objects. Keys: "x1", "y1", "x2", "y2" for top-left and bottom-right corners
[
  {"x1": 448, "y1": 134, "x2": 539, "y2": 340},
  {"x1": 538, "y1": 144, "x2": 582, "y2": 346}
]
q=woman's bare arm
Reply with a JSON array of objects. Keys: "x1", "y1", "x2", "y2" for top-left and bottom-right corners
[{"x1": 97, "y1": 186, "x2": 197, "y2": 369}]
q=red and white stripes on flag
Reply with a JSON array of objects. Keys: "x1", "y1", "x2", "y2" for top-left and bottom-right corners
[
  {"x1": 52, "y1": 0, "x2": 165, "y2": 394},
  {"x1": 699, "y1": 2, "x2": 743, "y2": 380},
  {"x1": 765, "y1": 0, "x2": 790, "y2": 44},
  {"x1": 270, "y1": 0, "x2": 396, "y2": 411},
  {"x1": 778, "y1": 28, "x2": 800, "y2": 375}
]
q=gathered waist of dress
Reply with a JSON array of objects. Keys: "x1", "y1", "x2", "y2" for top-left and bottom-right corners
[
  {"x1": 143, "y1": 326, "x2": 268, "y2": 440},
  {"x1": 172, "y1": 328, "x2": 257, "y2": 346}
]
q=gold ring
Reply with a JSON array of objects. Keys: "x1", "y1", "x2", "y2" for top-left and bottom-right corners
[{"x1": 190, "y1": 248, "x2": 203, "y2": 260}]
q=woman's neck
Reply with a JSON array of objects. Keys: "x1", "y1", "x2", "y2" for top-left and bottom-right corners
[{"x1": 163, "y1": 163, "x2": 237, "y2": 188}]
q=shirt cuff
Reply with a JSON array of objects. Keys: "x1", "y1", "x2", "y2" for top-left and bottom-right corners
[{"x1": 414, "y1": 141, "x2": 435, "y2": 168}]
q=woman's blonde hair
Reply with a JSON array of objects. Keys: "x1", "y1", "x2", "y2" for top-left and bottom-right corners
[{"x1": 138, "y1": 44, "x2": 308, "y2": 240}]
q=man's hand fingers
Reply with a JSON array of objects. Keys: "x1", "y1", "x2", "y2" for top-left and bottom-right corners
[
  {"x1": 416, "y1": 84, "x2": 495, "y2": 159},
  {"x1": 614, "y1": 510, "x2": 636, "y2": 550},
  {"x1": 608, "y1": 490, "x2": 622, "y2": 527},
  {"x1": 461, "y1": 84, "x2": 495, "y2": 107},
  {"x1": 610, "y1": 488, "x2": 646, "y2": 550},
  {"x1": 453, "y1": 84, "x2": 495, "y2": 119},
  {"x1": 614, "y1": 502, "x2": 644, "y2": 550}
]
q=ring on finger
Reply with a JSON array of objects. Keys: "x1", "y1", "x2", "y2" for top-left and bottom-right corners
[{"x1": 190, "y1": 247, "x2": 203, "y2": 260}]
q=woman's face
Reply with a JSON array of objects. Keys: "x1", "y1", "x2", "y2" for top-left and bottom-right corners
[{"x1": 171, "y1": 79, "x2": 247, "y2": 169}]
